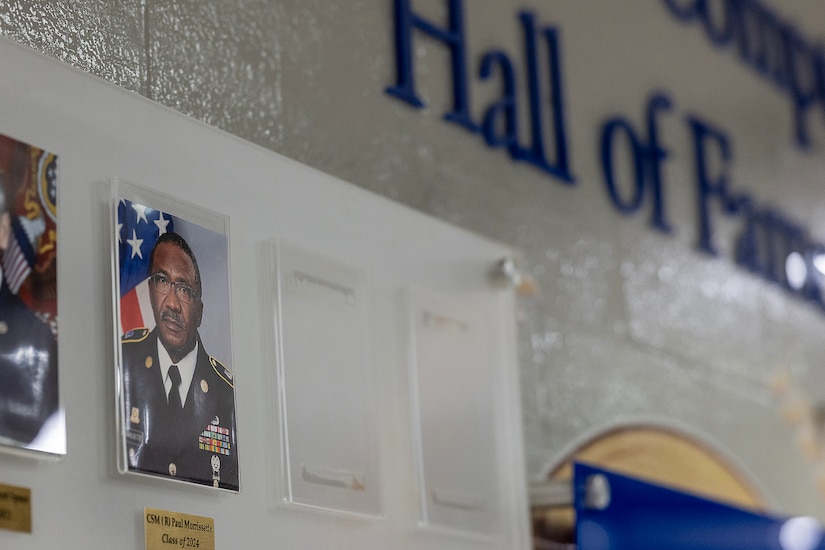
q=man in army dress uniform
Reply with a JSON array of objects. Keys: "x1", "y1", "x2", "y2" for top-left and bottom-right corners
[
  {"x1": 121, "y1": 232, "x2": 238, "y2": 490},
  {"x1": 0, "y1": 177, "x2": 58, "y2": 446}
]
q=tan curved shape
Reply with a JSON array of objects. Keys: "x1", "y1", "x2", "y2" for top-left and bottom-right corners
[{"x1": 532, "y1": 425, "x2": 765, "y2": 546}]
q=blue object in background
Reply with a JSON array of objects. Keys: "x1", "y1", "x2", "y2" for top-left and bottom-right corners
[{"x1": 574, "y1": 462, "x2": 825, "y2": 550}]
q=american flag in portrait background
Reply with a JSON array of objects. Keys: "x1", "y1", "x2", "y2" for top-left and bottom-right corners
[
  {"x1": 4, "y1": 213, "x2": 45, "y2": 294},
  {"x1": 117, "y1": 199, "x2": 174, "y2": 335}
]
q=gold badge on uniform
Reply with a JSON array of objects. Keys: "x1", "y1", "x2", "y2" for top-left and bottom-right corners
[
  {"x1": 200, "y1": 379, "x2": 209, "y2": 393},
  {"x1": 169, "y1": 463, "x2": 177, "y2": 477},
  {"x1": 130, "y1": 407, "x2": 140, "y2": 424},
  {"x1": 145, "y1": 356, "x2": 153, "y2": 368}
]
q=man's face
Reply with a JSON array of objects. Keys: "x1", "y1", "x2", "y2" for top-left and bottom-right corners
[{"x1": 148, "y1": 242, "x2": 203, "y2": 361}]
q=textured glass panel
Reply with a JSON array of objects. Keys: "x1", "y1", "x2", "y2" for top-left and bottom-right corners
[
  {"x1": 147, "y1": 0, "x2": 281, "y2": 151},
  {"x1": 0, "y1": 0, "x2": 143, "y2": 92},
  {"x1": 621, "y1": 231, "x2": 769, "y2": 376}
]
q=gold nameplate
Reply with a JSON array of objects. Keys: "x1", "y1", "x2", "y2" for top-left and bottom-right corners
[
  {"x1": 144, "y1": 507, "x2": 215, "y2": 550},
  {"x1": 0, "y1": 483, "x2": 32, "y2": 533}
]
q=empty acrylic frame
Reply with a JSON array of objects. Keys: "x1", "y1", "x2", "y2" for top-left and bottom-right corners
[
  {"x1": 274, "y1": 240, "x2": 380, "y2": 516},
  {"x1": 407, "y1": 287, "x2": 500, "y2": 536}
]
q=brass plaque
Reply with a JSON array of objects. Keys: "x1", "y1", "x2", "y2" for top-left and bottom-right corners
[
  {"x1": 144, "y1": 507, "x2": 215, "y2": 550},
  {"x1": 0, "y1": 483, "x2": 32, "y2": 533}
]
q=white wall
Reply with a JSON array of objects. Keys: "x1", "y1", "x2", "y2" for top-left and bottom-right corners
[
  {"x1": 0, "y1": 38, "x2": 529, "y2": 549},
  {"x1": 3, "y1": 0, "x2": 825, "y2": 531}
]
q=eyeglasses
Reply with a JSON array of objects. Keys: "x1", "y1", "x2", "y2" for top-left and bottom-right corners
[{"x1": 148, "y1": 273, "x2": 200, "y2": 304}]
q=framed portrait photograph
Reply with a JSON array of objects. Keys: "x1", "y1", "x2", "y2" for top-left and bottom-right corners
[
  {"x1": 0, "y1": 133, "x2": 63, "y2": 457},
  {"x1": 111, "y1": 179, "x2": 238, "y2": 491}
]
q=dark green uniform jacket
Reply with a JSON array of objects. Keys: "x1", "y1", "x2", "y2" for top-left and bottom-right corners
[{"x1": 121, "y1": 327, "x2": 238, "y2": 490}]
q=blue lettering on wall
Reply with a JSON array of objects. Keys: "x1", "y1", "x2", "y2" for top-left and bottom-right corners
[
  {"x1": 686, "y1": 115, "x2": 825, "y2": 306},
  {"x1": 599, "y1": 93, "x2": 674, "y2": 233},
  {"x1": 385, "y1": 0, "x2": 575, "y2": 183},
  {"x1": 661, "y1": 0, "x2": 823, "y2": 151},
  {"x1": 385, "y1": 0, "x2": 477, "y2": 131},
  {"x1": 686, "y1": 115, "x2": 743, "y2": 256},
  {"x1": 384, "y1": 0, "x2": 825, "y2": 313}
]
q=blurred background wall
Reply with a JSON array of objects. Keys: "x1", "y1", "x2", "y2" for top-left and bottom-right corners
[{"x1": 4, "y1": 0, "x2": 825, "y2": 519}]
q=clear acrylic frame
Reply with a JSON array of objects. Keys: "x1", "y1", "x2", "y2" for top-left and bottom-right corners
[
  {"x1": 110, "y1": 178, "x2": 239, "y2": 492},
  {"x1": 270, "y1": 239, "x2": 381, "y2": 517},
  {"x1": 406, "y1": 287, "x2": 500, "y2": 537},
  {"x1": 0, "y1": 132, "x2": 64, "y2": 459}
]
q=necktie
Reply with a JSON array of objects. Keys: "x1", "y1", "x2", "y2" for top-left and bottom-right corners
[{"x1": 168, "y1": 365, "x2": 183, "y2": 412}]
